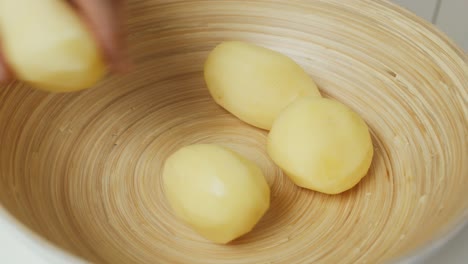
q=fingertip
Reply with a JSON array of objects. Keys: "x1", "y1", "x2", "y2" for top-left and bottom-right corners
[
  {"x1": 105, "y1": 33, "x2": 132, "y2": 74},
  {"x1": 72, "y1": 0, "x2": 130, "y2": 75},
  {"x1": 0, "y1": 69, "x2": 7, "y2": 83},
  {"x1": 0, "y1": 60, "x2": 12, "y2": 83}
]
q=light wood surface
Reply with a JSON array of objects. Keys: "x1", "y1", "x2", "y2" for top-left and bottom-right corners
[{"x1": 0, "y1": 1, "x2": 467, "y2": 263}]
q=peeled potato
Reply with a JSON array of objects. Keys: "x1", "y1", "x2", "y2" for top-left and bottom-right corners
[
  {"x1": 204, "y1": 41, "x2": 321, "y2": 130},
  {"x1": 163, "y1": 144, "x2": 270, "y2": 244},
  {"x1": 0, "y1": 0, "x2": 106, "y2": 92},
  {"x1": 267, "y1": 97, "x2": 374, "y2": 194}
]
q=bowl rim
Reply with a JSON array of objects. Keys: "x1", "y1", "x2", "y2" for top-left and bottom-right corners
[
  {"x1": 388, "y1": 211, "x2": 468, "y2": 264},
  {"x1": 0, "y1": 207, "x2": 87, "y2": 264},
  {"x1": 1, "y1": 204, "x2": 467, "y2": 264}
]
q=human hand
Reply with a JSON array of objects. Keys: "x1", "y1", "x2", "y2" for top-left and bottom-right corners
[{"x1": 0, "y1": 0, "x2": 127, "y2": 83}]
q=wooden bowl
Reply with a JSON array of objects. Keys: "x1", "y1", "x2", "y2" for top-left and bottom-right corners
[{"x1": 0, "y1": 0, "x2": 466, "y2": 263}]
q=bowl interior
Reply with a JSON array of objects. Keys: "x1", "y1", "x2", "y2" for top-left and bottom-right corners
[{"x1": 0, "y1": 0, "x2": 467, "y2": 263}]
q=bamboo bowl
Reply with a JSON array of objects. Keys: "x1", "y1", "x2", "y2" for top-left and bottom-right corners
[{"x1": 0, "y1": 0, "x2": 467, "y2": 263}]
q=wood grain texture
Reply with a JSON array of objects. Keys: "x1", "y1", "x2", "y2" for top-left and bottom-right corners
[{"x1": 0, "y1": 0, "x2": 467, "y2": 263}]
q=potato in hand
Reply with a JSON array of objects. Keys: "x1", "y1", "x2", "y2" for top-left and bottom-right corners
[
  {"x1": 267, "y1": 97, "x2": 374, "y2": 195},
  {"x1": 0, "y1": 0, "x2": 106, "y2": 92},
  {"x1": 163, "y1": 144, "x2": 270, "y2": 244},
  {"x1": 204, "y1": 41, "x2": 321, "y2": 130}
]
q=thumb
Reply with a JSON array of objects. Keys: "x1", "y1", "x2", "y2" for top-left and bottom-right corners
[{"x1": 71, "y1": 0, "x2": 129, "y2": 72}]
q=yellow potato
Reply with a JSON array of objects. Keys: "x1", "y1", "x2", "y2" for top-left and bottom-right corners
[
  {"x1": 204, "y1": 41, "x2": 321, "y2": 130},
  {"x1": 0, "y1": 0, "x2": 106, "y2": 92},
  {"x1": 163, "y1": 144, "x2": 270, "y2": 244},
  {"x1": 267, "y1": 97, "x2": 374, "y2": 194}
]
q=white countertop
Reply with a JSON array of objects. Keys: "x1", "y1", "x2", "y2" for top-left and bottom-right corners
[{"x1": 0, "y1": 208, "x2": 467, "y2": 264}]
